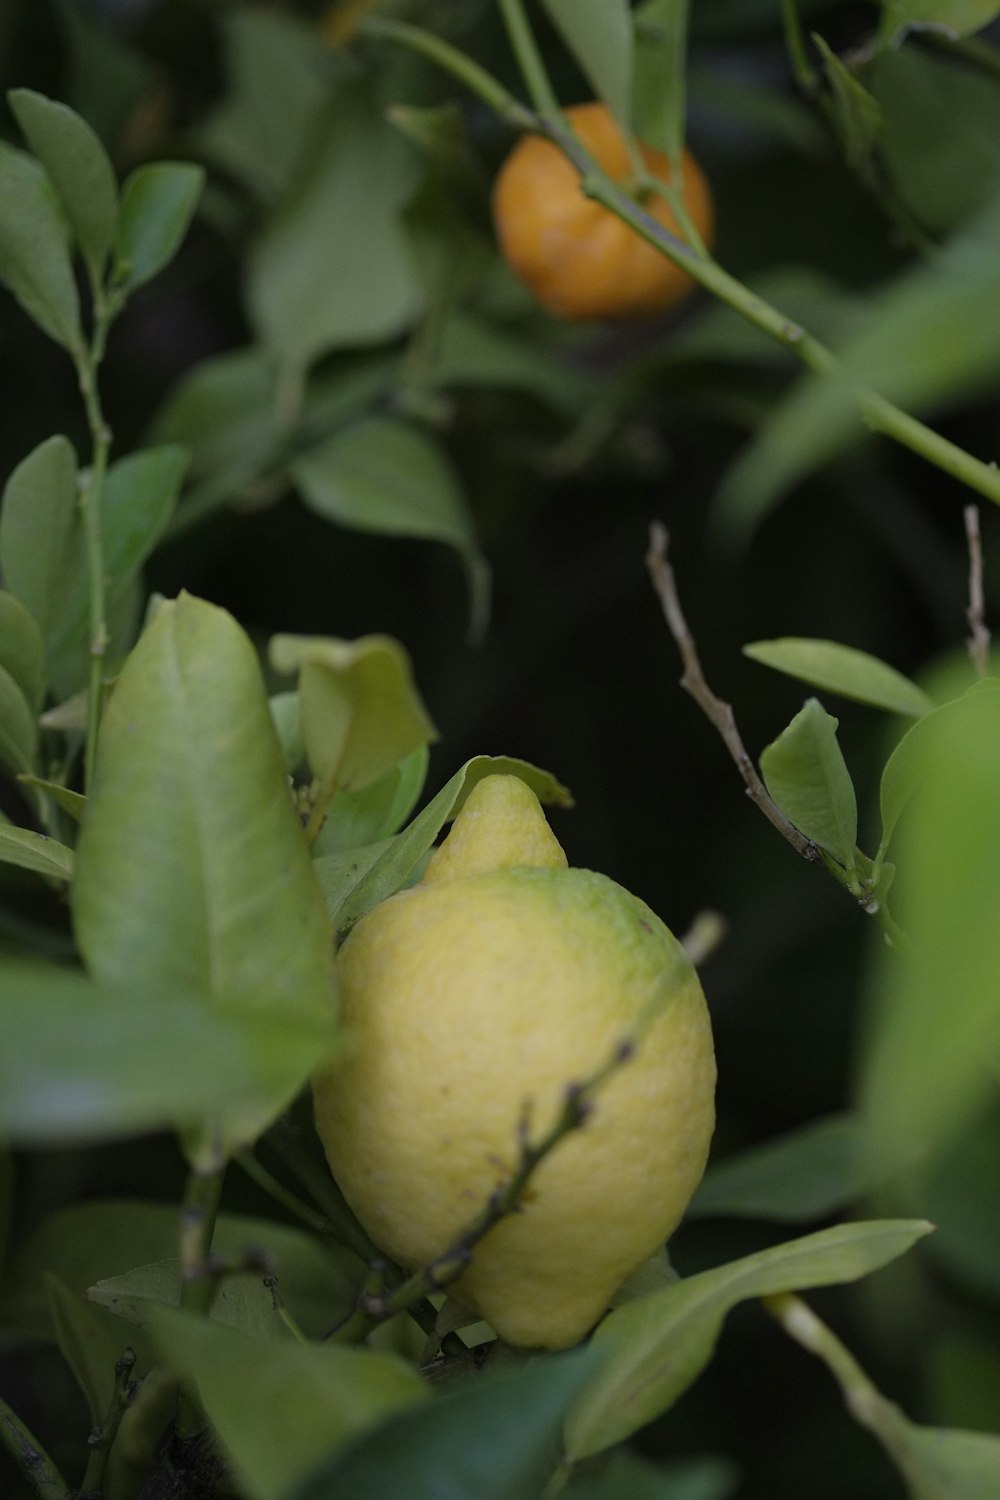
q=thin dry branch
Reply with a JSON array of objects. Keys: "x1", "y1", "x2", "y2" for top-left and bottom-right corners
[
  {"x1": 645, "y1": 522, "x2": 819, "y2": 864},
  {"x1": 964, "y1": 505, "x2": 992, "y2": 678}
]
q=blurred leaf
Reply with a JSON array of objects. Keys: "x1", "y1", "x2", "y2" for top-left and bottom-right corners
[
  {"x1": 290, "y1": 417, "x2": 487, "y2": 630},
  {"x1": 633, "y1": 0, "x2": 688, "y2": 158},
  {"x1": 90, "y1": 1260, "x2": 286, "y2": 1340},
  {"x1": 920, "y1": 1106, "x2": 1000, "y2": 1302},
  {"x1": 878, "y1": 0, "x2": 1000, "y2": 46},
  {"x1": 870, "y1": 45, "x2": 1000, "y2": 232},
  {"x1": 149, "y1": 347, "x2": 278, "y2": 501},
  {"x1": 812, "y1": 34, "x2": 883, "y2": 170},
  {"x1": 0, "y1": 963, "x2": 331, "y2": 1146},
  {"x1": 197, "y1": 8, "x2": 334, "y2": 203},
  {"x1": 861, "y1": 682, "x2": 1000, "y2": 1167},
  {"x1": 564, "y1": 1451, "x2": 738, "y2": 1500},
  {"x1": 744, "y1": 638, "x2": 932, "y2": 717},
  {"x1": 0, "y1": 142, "x2": 82, "y2": 353},
  {"x1": 925, "y1": 1330, "x2": 1000, "y2": 1431},
  {"x1": 540, "y1": 0, "x2": 634, "y2": 128},
  {"x1": 878, "y1": 680, "x2": 1000, "y2": 850},
  {"x1": 247, "y1": 86, "x2": 422, "y2": 367},
  {"x1": 269, "y1": 690, "x2": 305, "y2": 774},
  {"x1": 431, "y1": 309, "x2": 594, "y2": 413},
  {"x1": 0, "y1": 591, "x2": 45, "y2": 712},
  {"x1": 318, "y1": 754, "x2": 573, "y2": 932},
  {"x1": 565, "y1": 1220, "x2": 932, "y2": 1461},
  {"x1": 315, "y1": 745, "x2": 430, "y2": 855},
  {"x1": 759, "y1": 698, "x2": 858, "y2": 867},
  {"x1": 0, "y1": 666, "x2": 38, "y2": 778},
  {"x1": 292, "y1": 1348, "x2": 598, "y2": 1500},
  {"x1": 72, "y1": 593, "x2": 337, "y2": 1164},
  {"x1": 8, "y1": 88, "x2": 118, "y2": 280},
  {"x1": 2, "y1": 1201, "x2": 363, "y2": 1343},
  {"x1": 0, "y1": 828, "x2": 73, "y2": 882},
  {"x1": 16, "y1": 777, "x2": 85, "y2": 823},
  {"x1": 114, "y1": 163, "x2": 204, "y2": 293},
  {"x1": 689, "y1": 1114, "x2": 879, "y2": 1222},
  {"x1": 46, "y1": 1274, "x2": 130, "y2": 1426},
  {"x1": 269, "y1": 633, "x2": 437, "y2": 806},
  {"x1": 53, "y1": 0, "x2": 153, "y2": 148},
  {"x1": 149, "y1": 1306, "x2": 428, "y2": 1500},
  {"x1": 714, "y1": 194, "x2": 1000, "y2": 541}
]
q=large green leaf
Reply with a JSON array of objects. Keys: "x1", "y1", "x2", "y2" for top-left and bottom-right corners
[
  {"x1": 0, "y1": 962, "x2": 331, "y2": 1146},
  {"x1": 0, "y1": 141, "x2": 82, "y2": 353},
  {"x1": 759, "y1": 698, "x2": 858, "y2": 868},
  {"x1": 291, "y1": 1348, "x2": 598, "y2": 1500},
  {"x1": 689, "y1": 1114, "x2": 878, "y2": 1222},
  {"x1": 744, "y1": 638, "x2": 932, "y2": 717},
  {"x1": 114, "y1": 162, "x2": 204, "y2": 293},
  {"x1": 8, "y1": 88, "x2": 118, "y2": 280},
  {"x1": 565, "y1": 1220, "x2": 931, "y2": 1460},
  {"x1": 1, "y1": 1200, "x2": 363, "y2": 1344},
  {"x1": 540, "y1": 0, "x2": 634, "y2": 128},
  {"x1": 633, "y1": 0, "x2": 689, "y2": 158},
  {"x1": 149, "y1": 1306, "x2": 428, "y2": 1500},
  {"x1": 72, "y1": 593, "x2": 337, "y2": 1164},
  {"x1": 0, "y1": 590, "x2": 45, "y2": 712},
  {"x1": 314, "y1": 754, "x2": 573, "y2": 933},
  {"x1": 0, "y1": 435, "x2": 80, "y2": 685},
  {"x1": 861, "y1": 681, "x2": 1000, "y2": 1167}
]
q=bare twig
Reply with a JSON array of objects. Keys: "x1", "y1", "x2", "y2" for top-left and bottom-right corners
[
  {"x1": 964, "y1": 505, "x2": 991, "y2": 678},
  {"x1": 645, "y1": 522, "x2": 819, "y2": 863}
]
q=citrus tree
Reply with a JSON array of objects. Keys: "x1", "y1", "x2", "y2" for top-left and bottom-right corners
[{"x1": 2, "y1": 2, "x2": 1000, "y2": 1498}]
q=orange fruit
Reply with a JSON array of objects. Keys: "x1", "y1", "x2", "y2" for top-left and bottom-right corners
[{"x1": 492, "y1": 102, "x2": 713, "y2": 322}]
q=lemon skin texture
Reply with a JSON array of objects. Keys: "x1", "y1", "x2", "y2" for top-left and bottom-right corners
[{"x1": 313, "y1": 775, "x2": 716, "y2": 1350}]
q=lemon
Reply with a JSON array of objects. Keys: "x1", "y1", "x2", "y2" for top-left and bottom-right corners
[{"x1": 313, "y1": 774, "x2": 716, "y2": 1349}]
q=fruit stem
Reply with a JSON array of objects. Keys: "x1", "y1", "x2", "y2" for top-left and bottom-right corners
[
  {"x1": 497, "y1": 0, "x2": 561, "y2": 119},
  {"x1": 359, "y1": 15, "x2": 535, "y2": 132}
]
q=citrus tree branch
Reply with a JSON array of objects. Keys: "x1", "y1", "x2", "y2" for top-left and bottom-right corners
[
  {"x1": 964, "y1": 505, "x2": 991, "y2": 677},
  {"x1": 645, "y1": 522, "x2": 819, "y2": 862},
  {"x1": 0, "y1": 1395, "x2": 70, "y2": 1500}
]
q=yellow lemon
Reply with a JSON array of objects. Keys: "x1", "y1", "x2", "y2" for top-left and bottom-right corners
[{"x1": 313, "y1": 774, "x2": 716, "y2": 1349}]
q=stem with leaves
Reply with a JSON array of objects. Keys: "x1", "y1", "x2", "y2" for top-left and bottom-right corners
[
  {"x1": 78, "y1": 1347, "x2": 137, "y2": 1500},
  {"x1": 361, "y1": 16, "x2": 1000, "y2": 514}
]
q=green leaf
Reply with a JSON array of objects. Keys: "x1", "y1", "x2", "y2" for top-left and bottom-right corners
[
  {"x1": 45, "y1": 1274, "x2": 131, "y2": 1426},
  {"x1": 72, "y1": 593, "x2": 337, "y2": 1163},
  {"x1": 920, "y1": 1107, "x2": 1000, "y2": 1302},
  {"x1": 149, "y1": 1306, "x2": 428, "y2": 1500},
  {"x1": 744, "y1": 638, "x2": 932, "y2": 717},
  {"x1": 565, "y1": 1219, "x2": 932, "y2": 1461},
  {"x1": 148, "y1": 347, "x2": 278, "y2": 502},
  {"x1": 811, "y1": 35, "x2": 883, "y2": 171},
  {"x1": 196, "y1": 8, "x2": 333, "y2": 204},
  {"x1": 1, "y1": 1200, "x2": 363, "y2": 1344},
  {"x1": 689, "y1": 1114, "x2": 879, "y2": 1222},
  {"x1": 247, "y1": 86, "x2": 422, "y2": 367},
  {"x1": 0, "y1": 141, "x2": 83, "y2": 353},
  {"x1": 8, "y1": 88, "x2": 118, "y2": 280},
  {"x1": 633, "y1": 0, "x2": 689, "y2": 159},
  {"x1": 714, "y1": 193, "x2": 1000, "y2": 542},
  {"x1": 315, "y1": 745, "x2": 430, "y2": 856},
  {"x1": 540, "y1": 0, "x2": 634, "y2": 129},
  {"x1": 0, "y1": 665, "x2": 38, "y2": 778},
  {"x1": 0, "y1": 590, "x2": 46, "y2": 712},
  {"x1": 269, "y1": 691, "x2": 305, "y2": 774},
  {"x1": 53, "y1": 0, "x2": 153, "y2": 150},
  {"x1": 114, "y1": 162, "x2": 204, "y2": 292},
  {"x1": 0, "y1": 435, "x2": 80, "y2": 684},
  {"x1": 0, "y1": 827, "x2": 73, "y2": 882},
  {"x1": 0, "y1": 963, "x2": 331, "y2": 1146},
  {"x1": 291, "y1": 1347, "x2": 598, "y2": 1500},
  {"x1": 759, "y1": 698, "x2": 858, "y2": 867},
  {"x1": 89, "y1": 1260, "x2": 286, "y2": 1340},
  {"x1": 878, "y1": 0, "x2": 1000, "y2": 47},
  {"x1": 316, "y1": 755, "x2": 573, "y2": 933},
  {"x1": 268, "y1": 633, "x2": 438, "y2": 802},
  {"x1": 878, "y1": 680, "x2": 1000, "y2": 852},
  {"x1": 564, "y1": 1452, "x2": 738, "y2": 1500},
  {"x1": 290, "y1": 417, "x2": 488, "y2": 633},
  {"x1": 16, "y1": 777, "x2": 85, "y2": 823},
  {"x1": 861, "y1": 682, "x2": 1000, "y2": 1167},
  {"x1": 430, "y1": 309, "x2": 594, "y2": 414}
]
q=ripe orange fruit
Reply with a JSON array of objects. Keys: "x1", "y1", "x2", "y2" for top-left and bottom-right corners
[{"x1": 492, "y1": 102, "x2": 713, "y2": 322}]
